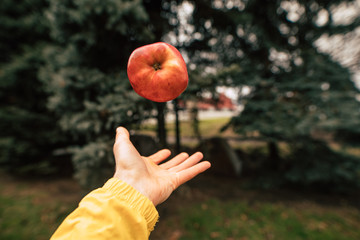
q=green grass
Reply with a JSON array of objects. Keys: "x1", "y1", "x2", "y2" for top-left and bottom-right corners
[
  {"x1": 139, "y1": 117, "x2": 360, "y2": 158},
  {"x1": 1, "y1": 173, "x2": 359, "y2": 240},
  {"x1": 0, "y1": 182, "x2": 75, "y2": 240},
  {"x1": 139, "y1": 117, "x2": 233, "y2": 138},
  {"x1": 177, "y1": 199, "x2": 360, "y2": 240}
]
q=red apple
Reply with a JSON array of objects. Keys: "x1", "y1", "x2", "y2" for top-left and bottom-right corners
[{"x1": 127, "y1": 42, "x2": 188, "y2": 102}]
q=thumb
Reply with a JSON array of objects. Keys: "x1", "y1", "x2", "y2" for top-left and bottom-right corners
[
  {"x1": 113, "y1": 126, "x2": 141, "y2": 162},
  {"x1": 115, "y1": 126, "x2": 130, "y2": 143}
]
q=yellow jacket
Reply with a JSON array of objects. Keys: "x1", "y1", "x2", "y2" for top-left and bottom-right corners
[{"x1": 50, "y1": 178, "x2": 159, "y2": 240}]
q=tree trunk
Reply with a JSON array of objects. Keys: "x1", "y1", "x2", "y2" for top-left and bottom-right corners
[
  {"x1": 268, "y1": 141, "x2": 280, "y2": 170},
  {"x1": 174, "y1": 99, "x2": 181, "y2": 154},
  {"x1": 189, "y1": 101, "x2": 201, "y2": 142},
  {"x1": 156, "y1": 102, "x2": 167, "y2": 148}
]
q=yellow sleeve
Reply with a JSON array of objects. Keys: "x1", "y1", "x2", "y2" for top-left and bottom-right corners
[{"x1": 50, "y1": 178, "x2": 159, "y2": 240}]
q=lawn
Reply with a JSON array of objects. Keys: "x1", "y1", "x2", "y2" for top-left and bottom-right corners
[
  {"x1": 0, "y1": 194, "x2": 67, "y2": 240},
  {"x1": 149, "y1": 174, "x2": 360, "y2": 240},
  {"x1": 137, "y1": 117, "x2": 235, "y2": 139},
  {"x1": 1, "y1": 118, "x2": 359, "y2": 240},
  {"x1": 138, "y1": 116, "x2": 360, "y2": 159},
  {"x1": 174, "y1": 199, "x2": 360, "y2": 240},
  {"x1": 1, "y1": 171, "x2": 359, "y2": 240},
  {"x1": 0, "y1": 173, "x2": 79, "y2": 240}
]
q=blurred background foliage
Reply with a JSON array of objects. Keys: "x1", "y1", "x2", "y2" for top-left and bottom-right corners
[
  {"x1": 1, "y1": 0, "x2": 360, "y2": 190},
  {"x1": 0, "y1": 0, "x2": 68, "y2": 175}
]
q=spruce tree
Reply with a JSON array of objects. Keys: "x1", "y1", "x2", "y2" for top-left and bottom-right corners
[
  {"x1": 41, "y1": 0, "x2": 172, "y2": 188},
  {"x1": 178, "y1": 0, "x2": 360, "y2": 189},
  {"x1": 0, "y1": 0, "x2": 64, "y2": 174}
]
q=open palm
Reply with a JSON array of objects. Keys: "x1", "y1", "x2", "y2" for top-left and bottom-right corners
[{"x1": 113, "y1": 127, "x2": 211, "y2": 206}]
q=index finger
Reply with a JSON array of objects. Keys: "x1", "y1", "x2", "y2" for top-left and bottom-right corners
[{"x1": 147, "y1": 149, "x2": 172, "y2": 164}]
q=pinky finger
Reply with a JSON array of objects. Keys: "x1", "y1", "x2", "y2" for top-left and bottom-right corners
[{"x1": 175, "y1": 161, "x2": 211, "y2": 189}]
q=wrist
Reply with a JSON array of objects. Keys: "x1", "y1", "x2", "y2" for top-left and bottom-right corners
[{"x1": 113, "y1": 171, "x2": 154, "y2": 205}]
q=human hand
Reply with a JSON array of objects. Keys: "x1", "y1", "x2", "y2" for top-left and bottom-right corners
[{"x1": 113, "y1": 127, "x2": 211, "y2": 206}]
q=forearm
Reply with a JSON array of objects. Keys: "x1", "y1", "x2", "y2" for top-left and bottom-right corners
[{"x1": 50, "y1": 178, "x2": 159, "y2": 240}]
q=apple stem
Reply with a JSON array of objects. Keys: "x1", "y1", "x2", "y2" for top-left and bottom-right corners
[{"x1": 153, "y1": 63, "x2": 161, "y2": 71}]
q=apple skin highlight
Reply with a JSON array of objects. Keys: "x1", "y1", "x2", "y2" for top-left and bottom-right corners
[{"x1": 127, "y1": 42, "x2": 189, "y2": 102}]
